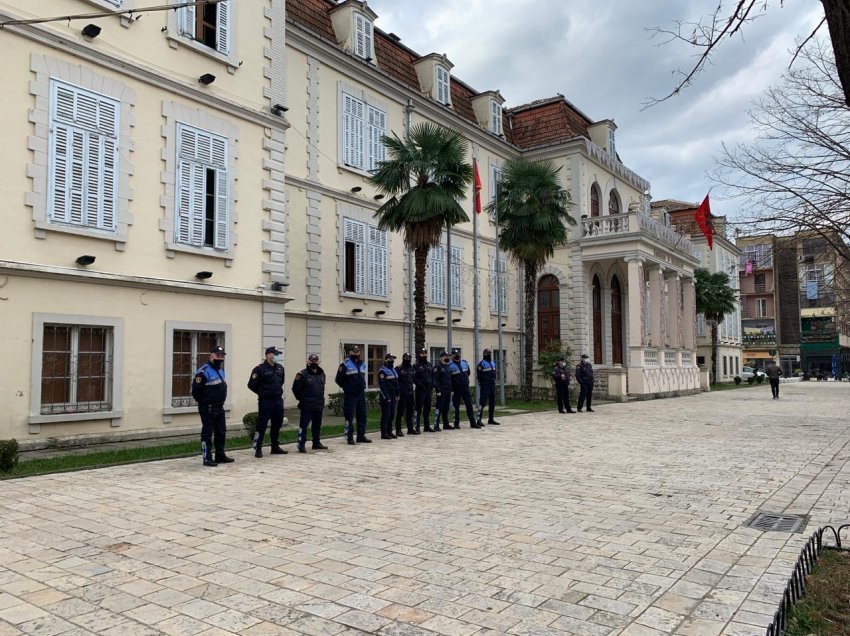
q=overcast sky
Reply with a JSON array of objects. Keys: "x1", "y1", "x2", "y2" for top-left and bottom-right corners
[{"x1": 374, "y1": 1, "x2": 824, "y2": 217}]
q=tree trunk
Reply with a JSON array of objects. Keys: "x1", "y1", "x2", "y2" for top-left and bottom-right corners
[
  {"x1": 822, "y1": 0, "x2": 850, "y2": 108},
  {"x1": 413, "y1": 244, "x2": 429, "y2": 353},
  {"x1": 522, "y1": 264, "x2": 537, "y2": 401},
  {"x1": 710, "y1": 320, "x2": 719, "y2": 385}
]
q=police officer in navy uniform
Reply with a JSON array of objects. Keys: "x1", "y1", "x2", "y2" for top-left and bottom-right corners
[
  {"x1": 576, "y1": 353, "x2": 595, "y2": 412},
  {"x1": 192, "y1": 345, "x2": 234, "y2": 467},
  {"x1": 378, "y1": 353, "x2": 400, "y2": 440},
  {"x1": 449, "y1": 349, "x2": 479, "y2": 429},
  {"x1": 476, "y1": 348, "x2": 500, "y2": 426},
  {"x1": 394, "y1": 353, "x2": 415, "y2": 436},
  {"x1": 335, "y1": 346, "x2": 371, "y2": 445},
  {"x1": 551, "y1": 356, "x2": 574, "y2": 413},
  {"x1": 412, "y1": 348, "x2": 432, "y2": 435},
  {"x1": 247, "y1": 346, "x2": 288, "y2": 458},
  {"x1": 291, "y1": 354, "x2": 328, "y2": 453},
  {"x1": 432, "y1": 351, "x2": 452, "y2": 432}
]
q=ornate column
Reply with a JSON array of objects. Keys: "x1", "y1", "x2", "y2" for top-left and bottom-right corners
[
  {"x1": 681, "y1": 276, "x2": 696, "y2": 352},
  {"x1": 625, "y1": 256, "x2": 644, "y2": 360},
  {"x1": 649, "y1": 265, "x2": 664, "y2": 348},
  {"x1": 665, "y1": 272, "x2": 681, "y2": 350}
]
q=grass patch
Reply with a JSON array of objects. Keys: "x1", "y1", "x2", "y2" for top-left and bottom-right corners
[
  {"x1": 709, "y1": 382, "x2": 760, "y2": 391},
  {"x1": 786, "y1": 549, "x2": 850, "y2": 636}
]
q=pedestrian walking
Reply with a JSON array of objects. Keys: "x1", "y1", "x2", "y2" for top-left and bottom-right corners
[
  {"x1": 449, "y1": 349, "x2": 479, "y2": 429},
  {"x1": 192, "y1": 345, "x2": 234, "y2": 467},
  {"x1": 432, "y1": 351, "x2": 452, "y2": 432},
  {"x1": 335, "y1": 346, "x2": 371, "y2": 444},
  {"x1": 476, "y1": 348, "x2": 500, "y2": 426},
  {"x1": 291, "y1": 354, "x2": 328, "y2": 452},
  {"x1": 552, "y1": 356, "x2": 574, "y2": 413},
  {"x1": 765, "y1": 360, "x2": 782, "y2": 399},
  {"x1": 576, "y1": 354, "x2": 595, "y2": 412},
  {"x1": 247, "y1": 346, "x2": 288, "y2": 458},
  {"x1": 412, "y1": 348, "x2": 432, "y2": 434},
  {"x1": 394, "y1": 353, "x2": 415, "y2": 436},
  {"x1": 378, "y1": 354, "x2": 400, "y2": 439}
]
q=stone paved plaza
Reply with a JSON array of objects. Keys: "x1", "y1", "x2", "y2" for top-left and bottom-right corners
[{"x1": 1, "y1": 383, "x2": 849, "y2": 636}]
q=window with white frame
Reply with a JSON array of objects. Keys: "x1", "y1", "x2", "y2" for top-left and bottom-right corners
[
  {"x1": 171, "y1": 329, "x2": 224, "y2": 407},
  {"x1": 174, "y1": 124, "x2": 229, "y2": 250},
  {"x1": 342, "y1": 93, "x2": 386, "y2": 172},
  {"x1": 178, "y1": 0, "x2": 230, "y2": 54},
  {"x1": 756, "y1": 298, "x2": 768, "y2": 318},
  {"x1": 48, "y1": 80, "x2": 120, "y2": 232},
  {"x1": 490, "y1": 100, "x2": 502, "y2": 135},
  {"x1": 740, "y1": 243, "x2": 772, "y2": 268},
  {"x1": 489, "y1": 164, "x2": 502, "y2": 206},
  {"x1": 353, "y1": 12, "x2": 374, "y2": 60},
  {"x1": 696, "y1": 314, "x2": 706, "y2": 337},
  {"x1": 40, "y1": 324, "x2": 114, "y2": 415},
  {"x1": 435, "y1": 65, "x2": 451, "y2": 105},
  {"x1": 343, "y1": 218, "x2": 387, "y2": 297},
  {"x1": 429, "y1": 244, "x2": 462, "y2": 307},
  {"x1": 490, "y1": 255, "x2": 508, "y2": 314}
]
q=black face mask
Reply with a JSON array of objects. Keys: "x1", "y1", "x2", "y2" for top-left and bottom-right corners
[
  {"x1": 309, "y1": 363, "x2": 318, "y2": 370},
  {"x1": 441, "y1": 358, "x2": 449, "y2": 364},
  {"x1": 402, "y1": 359, "x2": 411, "y2": 367},
  {"x1": 350, "y1": 354, "x2": 360, "y2": 362},
  {"x1": 483, "y1": 355, "x2": 492, "y2": 361},
  {"x1": 418, "y1": 355, "x2": 428, "y2": 362},
  {"x1": 211, "y1": 359, "x2": 224, "y2": 370}
]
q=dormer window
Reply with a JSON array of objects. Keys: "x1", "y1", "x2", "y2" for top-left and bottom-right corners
[
  {"x1": 491, "y1": 100, "x2": 502, "y2": 135},
  {"x1": 435, "y1": 65, "x2": 451, "y2": 105},
  {"x1": 608, "y1": 128, "x2": 616, "y2": 156},
  {"x1": 353, "y1": 12, "x2": 374, "y2": 60}
]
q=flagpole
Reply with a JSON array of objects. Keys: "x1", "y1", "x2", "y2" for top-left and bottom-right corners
[
  {"x1": 472, "y1": 159, "x2": 481, "y2": 405},
  {"x1": 446, "y1": 224, "x2": 452, "y2": 354}
]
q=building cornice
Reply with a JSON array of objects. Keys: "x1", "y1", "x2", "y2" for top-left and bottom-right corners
[
  {"x1": 0, "y1": 10, "x2": 289, "y2": 130},
  {"x1": 0, "y1": 260, "x2": 292, "y2": 303}
]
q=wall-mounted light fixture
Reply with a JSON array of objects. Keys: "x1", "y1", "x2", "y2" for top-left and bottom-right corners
[
  {"x1": 270, "y1": 281, "x2": 288, "y2": 291},
  {"x1": 373, "y1": 194, "x2": 384, "y2": 200},
  {"x1": 452, "y1": 318, "x2": 461, "y2": 323},
  {"x1": 75, "y1": 255, "x2": 96, "y2": 266},
  {"x1": 350, "y1": 186, "x2": 362, "y2": 193},
  {"x1": 375, "y1": 310, "x2": 386, "y2": 316},
  {"x1": 199, "y1": 73, "x2": 216, "y2": 86},
  {"x1": 271, "y1": 103, "x2": 288, "y2": 116},
  {"x1": 195, "y1": 271, "x2": 213, "y2": 280},
  {"x1": 435, "y1": 317, "x2": 445, "y2": 322},
  {"x1": 81, "y1": 24, "x2": 101, "y2": 39},
  {"x1": 501, "y1": 322, "x2": 507, "y2": 327},
  {"x1": 351, "y1": 308, "x2": 363, "y2": 314}
]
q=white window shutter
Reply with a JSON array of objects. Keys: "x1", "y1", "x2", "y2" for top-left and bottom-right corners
[
  {"x1": 489, "y1": 254, "x2": 497, "y2": 313},
  {"x1": 368, "y1": 227, "x2": 387, "y2": 297},
  {"x1": 364, "y1": 18, "x2": 373, "y2": 59},
  {"x1": 429, "y1": 245, "x2": 445, "y2": 306},
  {"x1": 216, "y1": 0, "x2": 230, "y2": 54},
  {"x1": 85, "y1": 134, "x2": 102, "y2": 228},
  {"x1": 353, "y1": 13, "x2": 365, "y2": 58},
  {"x1": 50, "y1": 125, "x2": 71, "y2": 223},
  {"x1": 213, "y1": 168, "x2": 228, "y2": 249},
  {"x1": 68, "y1": 129, "x2": 85, "y2": 226},
  {"x1": 176, "y1": 160, "x2": 192, "y2": 244},
  {"x1": 498, "y1": 258, "x2": 507, "y2": 314},
  {"x1": 353, "y1": 100, "x2": 364, "y2": 170},
  {"x1": 180, "y1": 5, "x2": 196, "y2": 37},
  {"x1": 451, "y1": 246, "x2": 462, "y2": 308},
  {"x1": 53, "y1": 84, "x2": 76, "y2": 125},
  {"x1": 190, "y1": 163, "x2": 205, "y2": 246},
  {"x1": 366, "y1": 106, "x2": 386, "y2": 172},
  {"x1": 344, "y1": 219, "x2": 366, "y2": 294},
  {"x1": 343, "y1": 94, "x2": 365, "y2": 169}
]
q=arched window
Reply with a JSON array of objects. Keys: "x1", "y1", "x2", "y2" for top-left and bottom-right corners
[
  {"x1": 537, "y1": 275, "x2": 560, "y2": 353},
  {"x1": 609, "y1": 190, "x2": 621, "y2": 216},
  {"x1": 592, "y1": 275, "x2": 602, "y2": 362},
  {"x1": 611, "y1": 275, "x2": 623, "y2": 365},
  {"x1": 590, "y1": 184, "x2": 600, "y2": 218}
]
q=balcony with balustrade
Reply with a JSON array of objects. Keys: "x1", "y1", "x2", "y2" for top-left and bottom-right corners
[
  {"x1": 580, "y1": 212, "x2": 696, "y2": 261},
  {"x1": 742, "y1": 333, "x2": 777, "y2": 347}
]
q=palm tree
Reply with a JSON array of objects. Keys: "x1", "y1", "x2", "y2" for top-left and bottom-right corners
[
  {"x1": 694, "y1": 267, "x2": 737, "y2": 384},
  {"x1": 487, "y1": 158, "x2": 574, "y2": 400},
  {"x1": 369, "y1": 123, "x2": 473, "y2": 352}
]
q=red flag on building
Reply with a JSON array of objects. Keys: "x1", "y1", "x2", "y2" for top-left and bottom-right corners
[
  {"x1": 695, "y1": 194, "x2": 714, "y2": 250},
  {"x1": 473, "y1": 159, "x2": 482, "y2": 214}
]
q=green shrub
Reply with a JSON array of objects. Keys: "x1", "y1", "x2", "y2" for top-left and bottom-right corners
[
  {"x1": 327, "y1": 390, "x2": 382, "y2": 416},
  {"x1": 747, "y1": 376, "x2": 755, "y2": 385},
  {"x1": 0, "y1": 439, "x2": 19, "y2": 473},
  {"x1": 734, "y1": 376, "x2": 742, "y2": 385},
  {"x1": 756, "y1": 375, "x2": 765, "y2": 384},
  {"x1": 242, "y1": 411, "x2": 258, "y2": 438}
]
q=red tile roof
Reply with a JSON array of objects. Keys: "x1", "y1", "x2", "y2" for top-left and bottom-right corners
[{"x1": 286, "y1": 0, "x2": 596, "y2": 150}]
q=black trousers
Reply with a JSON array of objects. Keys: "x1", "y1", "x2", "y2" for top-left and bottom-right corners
[
  {"x1": 415, "y1": 386, "x2": 432, "y2": 429},
  {"x1": 434, "y1": 391, "x2": 451, "y2": 429},
  {"x1": 577, "y1": 382, "x2": 594, "y2": 411},
  {"x1": 199, "y1": 403, "x2": 226, "y2": 460},
  {"x1": 478, "y1": 383, "x2": 496, "y2": 422},
  {"x1": 769, "y1": 378, "x2": 780, "y2": 398},
  {"x1": 343, "y1": 392, "x2": 367, "y2": 439},
  {"x1": 298, "y1": 407, "x2": 323, "y2": 447},
  {"x1": 380, "y1": 397, "x2": 397, "y2": 437},
  {"x1": 555, "y1": 381, "x2": 571, "y2": 412},
  {"x1": 452, "y1": 386, "x2": 476, "y2": 427},
  {"x1": 395, "y1": 392, "x2": 414, "y2": 430},
  {"x1": 257, "y1": 397, "x2": 284, "y2": 448}
]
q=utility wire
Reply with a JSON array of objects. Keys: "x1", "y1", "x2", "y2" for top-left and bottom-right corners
[{"x1": 0, "y1": 0, "x2": 223, "y2": 28}]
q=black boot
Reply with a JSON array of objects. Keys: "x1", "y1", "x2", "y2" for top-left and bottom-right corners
[
  {"x1": 347, "y1": 435, "x2": 356, "y2": 445},
  {"x1": 270, "y1": 446, "x2": 288, "y2": 454},
  {"x1": 215, "y1": 454, "x2": 235, "y2": 464},
  {"x1": 396, "y1": 427, "x2": 405, "y2": 438},
  {"x1": 312, "y1": 441, "x2": 328, "y2": 450},
  {"x1": 357, "y1": 435, "x2": 372, "y2": 443},
  {"x1": 488, "y1": 419, "x2": 501, "y2": 425}
]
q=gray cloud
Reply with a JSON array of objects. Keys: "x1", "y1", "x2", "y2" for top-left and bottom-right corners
[{"x1": 375, "y1": 1, "x2": 824, "y2": 215}]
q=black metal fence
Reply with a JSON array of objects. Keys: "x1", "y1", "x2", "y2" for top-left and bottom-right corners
[{"x1": 765, "y1": 524, "x2": 849, "y2": 635}]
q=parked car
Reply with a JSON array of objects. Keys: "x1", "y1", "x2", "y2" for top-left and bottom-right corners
[{"x1": 741, "y1": 366, "x2": 766, "y2": 380}]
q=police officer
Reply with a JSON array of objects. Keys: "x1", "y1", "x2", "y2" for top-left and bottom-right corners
[
  {"x1": 378, "y1": 353, "x2": 400, "y2": 440},
  {"x1": 551, "y1": 356, "x2": 574, "y2": 413},
  {"x1": 335, "y1": 346, "x2": 371, "y2": 444},
  {"x1": 394, "y1": 353, "x2": 415, "y2": 436},
  {"x1": 449, "y1": 349, "x2": 479, "y2": 429},
  {"x1": 576, "y1": 353, "x2": 595, "y2": 412},
  {"x1": 247, "y1": 346, "x2": 288, "y2": 458},
  {"x1": 432, "y1": 350, "x2": 452, "y2": 432},
  {"x1": 192, "y1": 345, "x2": 234, "y2": 467},
  {"x1": 412, "y1": 348, "x2": 432, "y2": 434},
  {"x1": 476, "y1": 348, "x2": 500, "y2": 427},
  {"x1": 291, "y1": 354, "x2": 328, "y2": 452}
]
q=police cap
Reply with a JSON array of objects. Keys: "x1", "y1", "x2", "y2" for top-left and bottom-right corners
[
  {"x1": 483, "y1": 348, "x2": 492, "y2": 355},
  {"x1": 210, "y1": 345, "x2": 226, "y2": 355},
  {"x1": 265, "y1": 346, "x2": 281, "y2": 355},
  {"x1": 402, "y1": 352, "x2": 411, "y2": 360},
  {"x1": 385, "y1": 353, "x2": 396, "y2": 361},
  {"x1": 581, "y1": 354, "x2": 589, "y2": 359},
  {"x1": 307, "y1": 354, "x2": 319, "y2": 362}
]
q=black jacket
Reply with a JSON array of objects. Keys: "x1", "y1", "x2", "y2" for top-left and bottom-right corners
[
  {"x1": 552, "y1": 365, "x2": 570, "y2": 384},
  {"x1": 413, "y1": 359, "x2": 434, "y2": 390},
  {"x1": 575, "y1": 360, "x2": 594, "y2": 384},
  {"x1": 378, "y1": 364, "x2": 400, "y2": 400},
  {"x1": 247, "y1": 361, "x2": 285, "y2": 399},
  {"x1": 395, "y1": 362, "x2": 415, "y2": 396},
  {"x1": 292, "y1": 366, "x2": 326, "y2": 410},
  {"x1": 192, "y1": 363, "x2": 227, "y2": 405},
  {"x1": 434, "y1": 361, "x2": 452, "y2": 392}
]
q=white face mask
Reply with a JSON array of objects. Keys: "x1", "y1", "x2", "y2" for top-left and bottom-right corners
[{"x1": 274, "y1": 354, "x2": 283, "y2": 364}]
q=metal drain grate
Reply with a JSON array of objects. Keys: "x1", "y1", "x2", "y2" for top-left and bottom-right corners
[{"x1": 745, "y1": 512, "x2": 808, "y2": 533}]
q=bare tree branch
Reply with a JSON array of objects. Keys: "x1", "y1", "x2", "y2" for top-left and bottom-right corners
[{"x1": 789, "y1": 17, "x2": 827, "y2": 69}]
